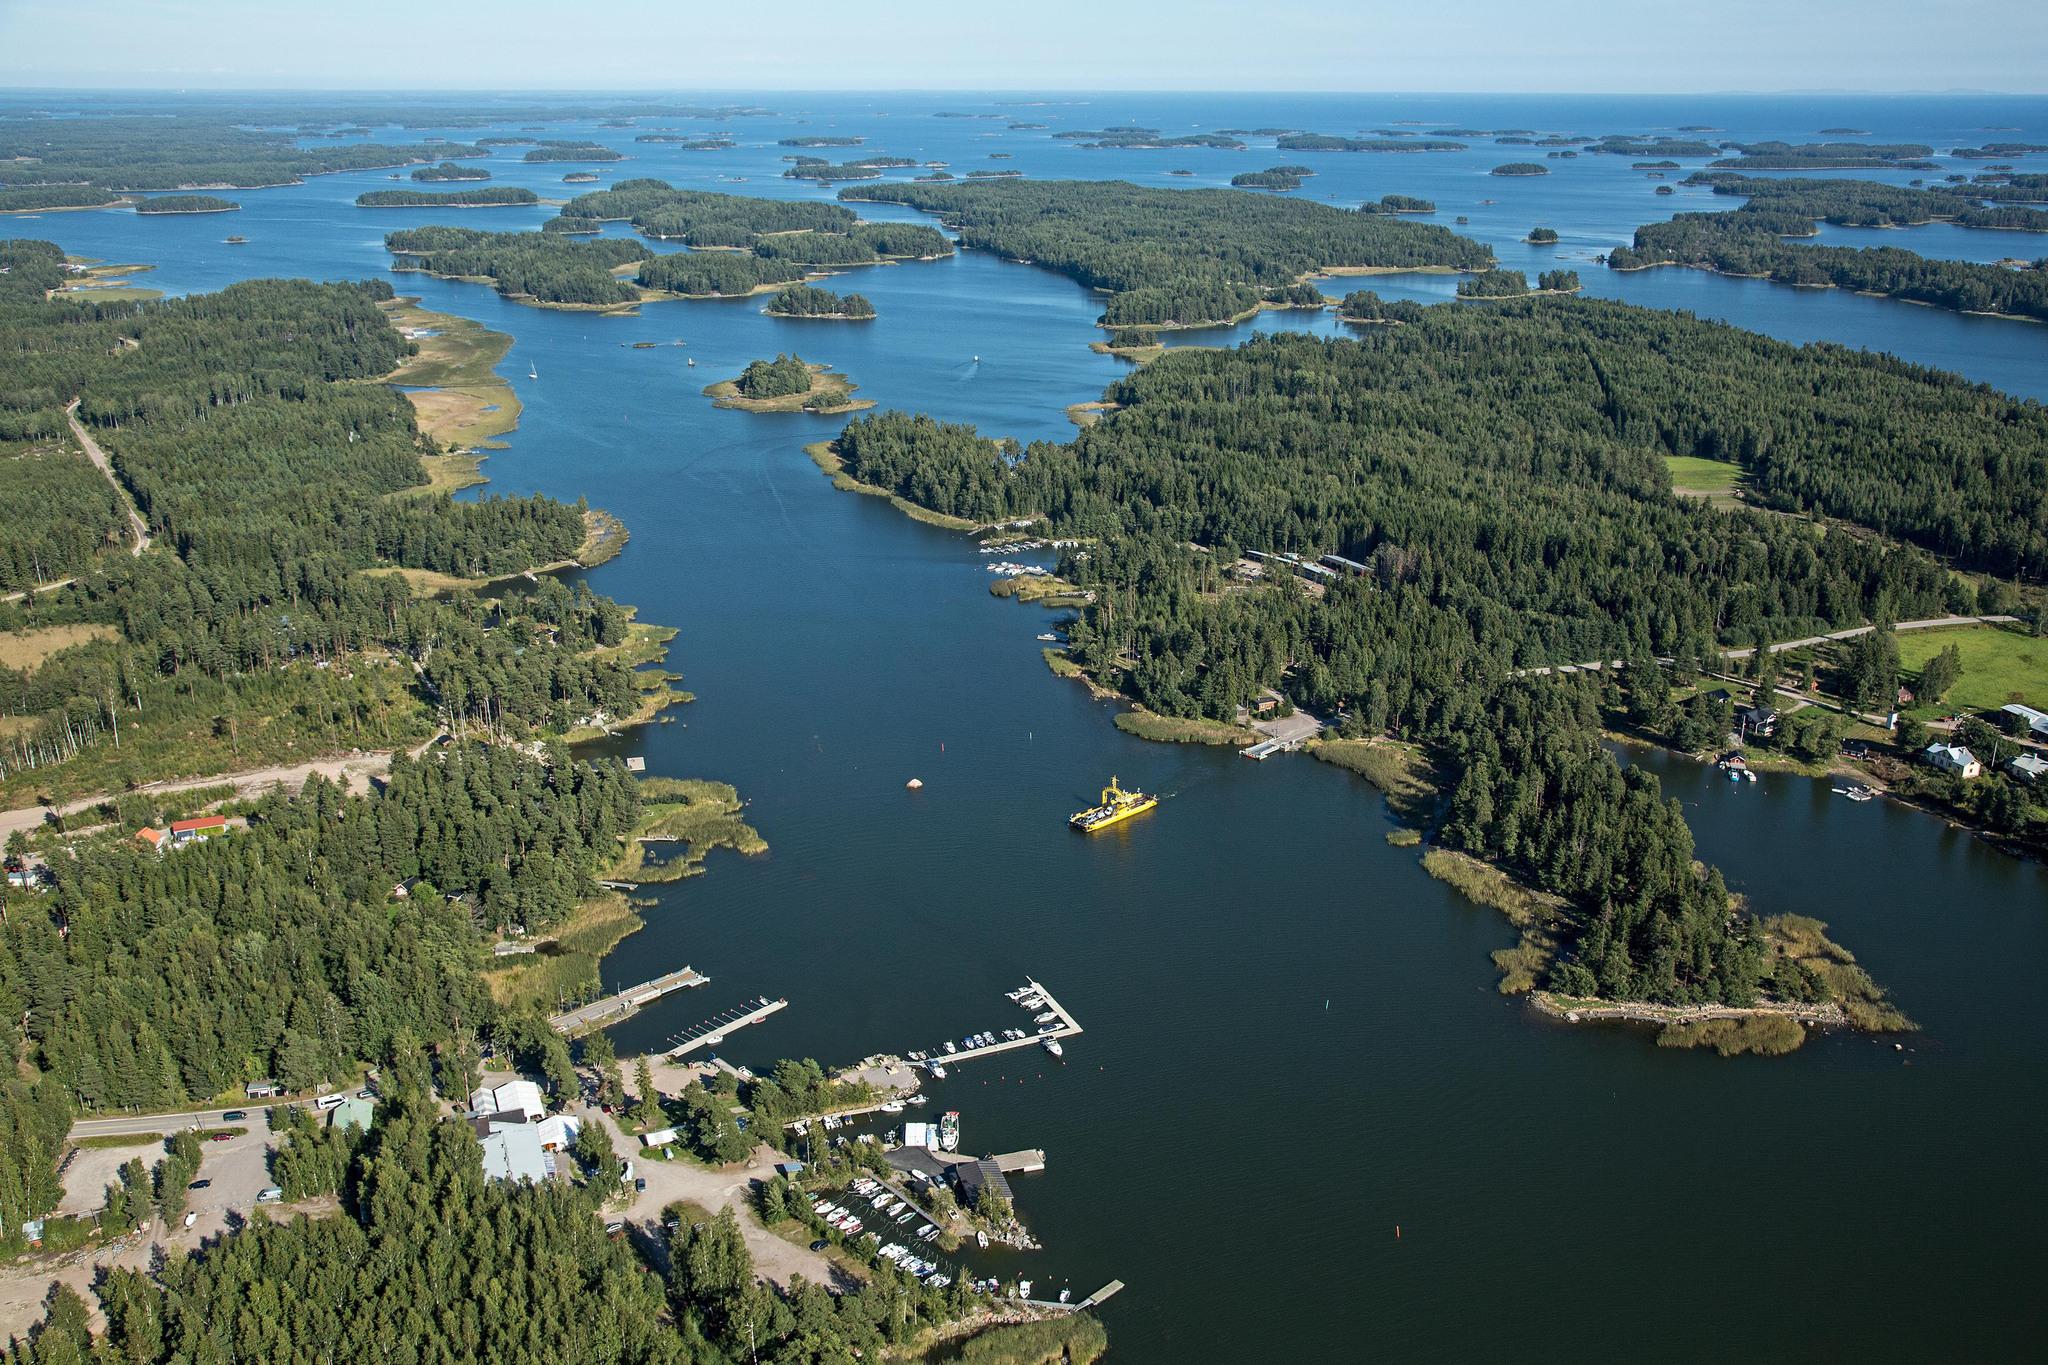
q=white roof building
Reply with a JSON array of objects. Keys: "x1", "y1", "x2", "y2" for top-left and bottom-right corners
[
  {"x1": 2008, "y1": 752, "x2": 2048, "y2": 784},
  {"x1": 902, "y1": 1121, "x2": 939, "y2": 1151},
  {"x1": 1924, "y1": 743, "x2": 1982, "y2": 778},
  {"x1": 479, "y1": 1121, "x2": 551, "y2": 1184},
  {"x1": 493, "y1": 1079, "x2": 547, "y2": 1117},
  {"x1": 641, "y1": 1126, "x2": 679, "y2": 1148},
  {"x1": 535, "y1": 1113, "x2": 582, "y2": 1151},
  {"x1": 2000, "y1": 704, "x2": 2048, "y2": 739}
]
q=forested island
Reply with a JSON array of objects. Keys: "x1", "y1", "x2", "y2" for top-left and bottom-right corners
[
  {"x1": 1069, "y1": 131, "x2": 1247, "y2": 150},
  {"x1": 782, "y1": 160, "x2": 884, "y2": 182},
  {"x1": 778, "y1": 135, "x2": 863, "y2": 147},
  {"x1": 1609, "y1": 208, "x2": 2048, "y2": 321},
  {"x1": 388, "y1": 225, "x2": 652, "y2": 306},
  {"x1": 1232, "y1": 167, "x2": 1309, "y2": 190},
  {"x1": 1583, "y1": 136, "x2": 1718, "y2": 158},
  {"x1": 0, "y1": 114, "x2": 479, "y2": 190},
  {"x1": 1277, "y1": 134, "x2": 1466, "y2": 152},
  {"x1": 523, "y1": 141, "x2": 623, "y2": 162},
  {"x1": 839, "y1": 178, "x2": 1491, "y2": 327},
  {"x1": 1335, "y1": 289, "x2": 1427, "y2": 323},
  {"x1": 1363, "y1": 193, "x2": 1435, "y2": 214},
  {"x1": 1491, "y1": 162, "x2": 1550, "y2": 176},
  {"x1": 814, "y1": 301, "x2": 2047, "y2": 1041},
  {"x1": 1527, "y1": 225, "x2": 1558, "y2": 243},
  {"x1": 704, "y1": 353, "x2": 873, "y2": 413},
  {"x1": 1950, "y1": 141, "x2": 2048, "y2": 158},
  {"x1": 1711, "y1": 140, "x2": 1938, "y2": 170},
  {"x1": 634, "y1": 135, "x2": 734, "y2": 149},
  {"x1": 411, "y1": 160, "x2": 492, "y2": 181},
  {"x1": 386, "y1": 186, "x2": 956, "y2": 306},
  {"x1": 1680, "y1": 171, "x2": 2048, "y2": 233},
  {"x1": 135, "y1": 194, "x2": 240, "y2": 214},
  {"x1": 763, "y1": 283, "x2": 875, "y2": 318},
  {"x1": 358, "y1": 186, "x2": 542, "y2": 208}
]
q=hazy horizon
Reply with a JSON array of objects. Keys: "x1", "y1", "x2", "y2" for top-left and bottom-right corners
[{"x1": 6, "y1": 0, "x2": 2045, "y2": 95}]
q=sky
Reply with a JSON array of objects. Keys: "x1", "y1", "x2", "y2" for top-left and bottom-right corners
[{"x1": 2, "y1": 0, "x2": 2044, "y2": 94}]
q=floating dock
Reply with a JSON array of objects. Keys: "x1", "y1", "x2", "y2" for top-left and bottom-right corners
[
  {"x1": 661, "y1": 995, "x2": 788, "y2": 1058},
  {"x1": 925, "y1": 978, "x2": 1082, "y2": 1069},
  {"x1": 991, "y1": 1149, "x2": 1047, "y2": 1174},
  {"x1": 548, "y1": 967, "x2": 706, "y2": 1034}
]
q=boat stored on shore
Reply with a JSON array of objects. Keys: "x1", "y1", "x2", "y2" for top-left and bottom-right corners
[{"x1": 1070, "y1": 776, "x2": 1157, "y2": 833}]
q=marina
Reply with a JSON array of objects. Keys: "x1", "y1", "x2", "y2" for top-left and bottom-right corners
[
  {"x1": 904, "y1": 979, "x2": 1084, "y2": 1072},
  {"x1": 548, "y1": 967, "x2": 705, "y2": 1034},
  {"x1": 659, "y1": 994, "x2": 788, "y2": 1058}
]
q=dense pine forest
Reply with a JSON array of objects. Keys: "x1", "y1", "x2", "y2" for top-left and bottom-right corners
[
  {"x1": 1609, "y1": 211, "x2": 2048, "y2": 321},
  {"x1": 387, "y1": 225, "x2": 651, "y2": 305},
  {"x1": 357, "y1": 186, "x2": 540, "y2": 207},
  {"x1": 0, "y1": 116, "x2": 481, "y2": 191},
  {"x1": 382, "y1": 183, "x2": 953, "y2": 304},
  {"x1": 824, "y1": 301, "x2": 2046, "y2": 1008},
  {"x1": 838, "y1": 178, "x2": 1492, "y2": 326},
  {"x1": 0, "y1": 240, "x2": 645, "y2": 795},
  {"x1": 132, "y1": 195, "x2": 239, "y2": 214},
  {"x1": 1681, "y1": 173, "x2": 2048, "y2": 233},
  {"x1": 763, "y1": 284, "x2": 874, "y2": 318},
  {"x1": 410, "y1": 160, "x2": 493, "y2": 181}
]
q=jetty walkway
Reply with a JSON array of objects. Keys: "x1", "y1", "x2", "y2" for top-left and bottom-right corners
[
  {"x1": 549, "y1": 967, "x2": 706, "y2": 1034},
  {"x1": 660, "y1": 995, "x2": 788, "y2": 1058}
]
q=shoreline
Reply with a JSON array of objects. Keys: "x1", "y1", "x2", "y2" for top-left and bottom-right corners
[
  {"x1": 1607, "y1": 259, "x2": 2040, "y2": 325},
  {"x1": 798, "y1": 422, "x2": 1923, "y2": 1059}
]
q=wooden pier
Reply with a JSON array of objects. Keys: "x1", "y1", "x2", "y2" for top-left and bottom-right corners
[
  {"x1": 660, "y1": 995, "x2": 788, "y2": 1058},
  {"x1": 928, "y1": 978, "x2": 1083, "y2": 1069},
  {"x1": 548, "y1": 966, "x2": 706, "y2": 1034},
  {"x1": 991, "y1": 1149, "x2": 1046, "y2": 1174}
]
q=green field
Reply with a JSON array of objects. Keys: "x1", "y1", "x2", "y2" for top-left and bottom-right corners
[
  {"x1": 1896, "y1": 624, "x2": 2045, "y2": 716},
  {"x1": 1663, "y1": 455, "x2": 1744, "y2": 504}
]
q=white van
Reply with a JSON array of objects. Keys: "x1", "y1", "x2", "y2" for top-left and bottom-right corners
[
  {"x1": 314, "y1": 1094, "x2": 344, "y2": 1112},
  {"x1": 256, "y1": 1187, "x2": 284, "y2": 1204}
]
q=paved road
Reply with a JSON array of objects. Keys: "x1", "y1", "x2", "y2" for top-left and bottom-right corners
[
  {"x1": 1718, "y1": 614, "x2": 2020, "y2": 660},
  {"x1": 65, "y1": 399, "x2": 151, "y2": 557},
  {"x1": 1518, "y1": 615, "x2": 2022, "y2": 678},
  {"x1": 67, "y1": 1098, "x2": 307, "y2": 1141}
]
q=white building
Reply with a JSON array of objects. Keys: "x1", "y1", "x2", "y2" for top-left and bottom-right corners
[
  {"x1": 1924, "y1": 743, "x2": 1983, "y2": 779},
  {"x1": 472, "y1": 1079, "x2": 548, "y2": 1118},
  {"x1": 902, "y1": 1120, "x2": 939, "y2": 1151},
  {"x1": 535, "y1": 1113, "x2": 582, "y2": 1152},
  {"x1": 2008, "y1": 752, "x2": 2048, "y2": 784}
]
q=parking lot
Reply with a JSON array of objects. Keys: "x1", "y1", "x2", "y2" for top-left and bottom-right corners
[{"x1": 57, "y1": 1116, "x2": 279, "y2": 1240}]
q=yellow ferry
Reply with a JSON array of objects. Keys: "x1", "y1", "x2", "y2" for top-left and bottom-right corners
[{"x1": 1069, "y1": 776, "x2": 1158, "y2": 833}]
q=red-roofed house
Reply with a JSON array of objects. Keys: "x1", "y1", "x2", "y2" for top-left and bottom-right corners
[
  {"x1": 135, "y1": 827, "x2": 168, "y2": 852},
  {"x1": 169, "y1": 814, "x2": 229, "y2": 847}
]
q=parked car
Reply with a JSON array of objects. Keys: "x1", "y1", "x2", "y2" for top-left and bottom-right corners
[
  {"x1": 209, "y1": 1133, "x2": 232, "y2": 1143},
  {"x1": 634, "y1": 1178, "x2": 647, "y2": 1193},
  {"x1": 187, "y1": 1179, "x2": 211, "y2": 1190},
  {"x1": 810, "y1": 1239, "x2": 829, "y2": 1252}
]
